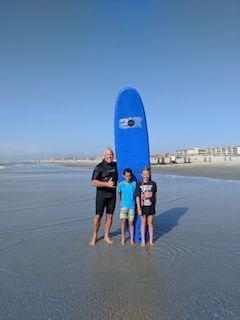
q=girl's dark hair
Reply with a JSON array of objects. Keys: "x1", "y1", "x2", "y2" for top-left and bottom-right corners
[{"x1": 123, "y1": 168, "x2": 133, "y2": 175}]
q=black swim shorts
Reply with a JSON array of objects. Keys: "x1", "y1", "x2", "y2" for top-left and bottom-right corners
[
  {"x1": 96, "y1": 193, "x2": 116, "y2": 216},
  {"x1": 141, "y1": 205, "x2": 156, "y2": 216}
]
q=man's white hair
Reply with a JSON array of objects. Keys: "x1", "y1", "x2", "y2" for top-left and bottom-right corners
[{"x1": 103, "y1": 147, "x2": 114, "y2": 156}]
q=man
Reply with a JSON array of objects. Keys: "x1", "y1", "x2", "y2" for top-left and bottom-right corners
[{"x1": 89, "y1": 147, "x2": 118, "y2": 246}]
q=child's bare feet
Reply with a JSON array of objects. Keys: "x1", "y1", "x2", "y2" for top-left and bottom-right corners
[
  {"x1": 149, "y1": 241, "x2": 154, "y2": 246},
  {"x1": 89, "y1": 238, "x2": 96, "y2": 246},
  {"x1": 104, "y1": 237, "x2": 113, "y2": 244},
  {"x1": 141, "y1": 241, "x2": 146, "y2": 247},
  {"x1": 121, "y1": 238, "x2": 125, "y2": 245},
  {"x1": 130, "y1": 240, "x2": 134, "y2": 246}
]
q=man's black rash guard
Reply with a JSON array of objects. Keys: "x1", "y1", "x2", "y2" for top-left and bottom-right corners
[{"x1": 91, "y1": 160, "x2": 118, "y2": 195}]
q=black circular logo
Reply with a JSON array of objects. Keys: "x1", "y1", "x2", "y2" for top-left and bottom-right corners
[{"x1": 128, "y1": 119, "x2": 135, "y2": 127}]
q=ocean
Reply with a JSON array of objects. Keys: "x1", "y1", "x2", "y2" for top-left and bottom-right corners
[{"x1": 0, "y1": 163, "x2": 240, "y2": 319}]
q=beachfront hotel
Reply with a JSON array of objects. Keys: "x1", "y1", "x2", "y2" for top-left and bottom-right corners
[{"x1": 176, "y1": 145, "x2": 240, "y2": 157}]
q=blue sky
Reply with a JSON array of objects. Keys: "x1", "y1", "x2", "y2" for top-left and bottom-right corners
[{"x1": 1, "y1": 0, "x2": 240, "y2": 160}]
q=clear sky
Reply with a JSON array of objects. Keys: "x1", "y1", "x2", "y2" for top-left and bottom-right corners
[{"x1": 1, "y1": 0, "x2": 240, "y2": 161}]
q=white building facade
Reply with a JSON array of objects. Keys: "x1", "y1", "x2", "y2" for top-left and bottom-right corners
[{"x1": 177, "y1": 146, "x2": 240, "y2": 157}]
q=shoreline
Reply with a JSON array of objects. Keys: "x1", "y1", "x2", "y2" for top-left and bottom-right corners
[{"x1": 34, "y1": 160, "x2": 240, "y2": 181}]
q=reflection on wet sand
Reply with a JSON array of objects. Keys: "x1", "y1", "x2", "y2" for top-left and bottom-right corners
[{"x1": 0, "y1": 164, "x2": 240, "y2": 319}]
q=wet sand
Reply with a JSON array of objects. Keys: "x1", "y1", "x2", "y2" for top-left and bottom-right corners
[{"x1": 0, "y1": 164, "x2": 240, "y2": 319}]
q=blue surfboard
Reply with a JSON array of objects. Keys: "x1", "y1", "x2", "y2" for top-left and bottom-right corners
[{"x1": 114, "y1": 87, "x2": 150, "y2": 243}]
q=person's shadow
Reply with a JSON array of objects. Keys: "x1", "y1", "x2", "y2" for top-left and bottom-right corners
[
  {"x1": 154, "y1": 207, "x2": 188, "y2": 241},
  {"x1": 110, "y1": 207, "x2": 188, "y2": 242}
]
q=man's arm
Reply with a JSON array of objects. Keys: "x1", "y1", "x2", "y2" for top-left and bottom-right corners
[
  {"x1": 92, "y1": 178, "x2": 116, "y2": 188},
  {"x1": 91, "y1": 164, "x2": 115, "y2": 188}
]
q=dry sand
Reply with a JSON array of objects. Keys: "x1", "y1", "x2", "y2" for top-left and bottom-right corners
[
  {"x1": 152, "y1": 162, "x2": 240, "y2": 180},
  {"x1": 41, "y1": 159, "x2": 240, "y2": 181},
  {"x1": 70, "y1": 162, "x2": 240, "y2": 180}
]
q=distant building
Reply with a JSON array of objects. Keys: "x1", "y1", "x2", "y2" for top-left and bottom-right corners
[
  {"x1": 207, "y1": 146, "x2": 240, "y2": 156},
  {"x1": 177, "y1": 145, "x2": 240, "y2": 156},
  {"x1": 176, "y1": 147, "x2": 201, "y2": 156}
]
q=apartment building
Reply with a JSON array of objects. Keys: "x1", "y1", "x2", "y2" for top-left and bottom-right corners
[{"x1": 177, "y1": 145, "x2": 240, "y2": 157}]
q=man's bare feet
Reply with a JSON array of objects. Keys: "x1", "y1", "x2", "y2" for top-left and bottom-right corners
[
  {"x1": 130, "y1": 240, "x2": 134, "y2": 246},
  {"x1": 121, "y1": 238, "x2": 125, "y2": 245},
  {"x1": 141, "y1": 241, "x2": 146, "y2": 247},
  {"x1": 149, "y1": 241, "x2": 154, "y2": 246},
  {"x1": 89, "y1": 239, "x2": 96, "y2": 246},
  {"x1": 104, "y1": 237, "x2": 113, "y2": 244}
]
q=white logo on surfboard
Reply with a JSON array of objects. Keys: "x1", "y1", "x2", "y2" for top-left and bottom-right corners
[{"x1": 119, "y1": 117, "x2": 143, "y2": 129}]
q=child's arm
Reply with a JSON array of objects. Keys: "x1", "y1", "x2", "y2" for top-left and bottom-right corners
[
  {"x1": 117, "y1": 183, "x2": 121, "y2": 204},
  {"x1": 118, "y1": 192, "x2": 121, "y2": 204},
  {"x1": 154, "y1": 192, "x2": 157, "y2": 207},
  {"x1": 135, "y1": 182, "x2": 142, "y2": 215},
  {"x1": 136, "y1": 196, "x2": 142, "y2": 216},
  {"x1": 153, "y1": 182, "x2": 157, "y2": 207}
]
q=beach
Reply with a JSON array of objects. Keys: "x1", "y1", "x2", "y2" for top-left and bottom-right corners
[
  {"x1": 0, "y1": 163, "x2": 240, "y2": 319},
  {"x1": 37, "y1": 158, "x2": 240, "y2": 181},
  {"x1": 152, "y1": 162, "x2": 240, "y2": 181}
]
